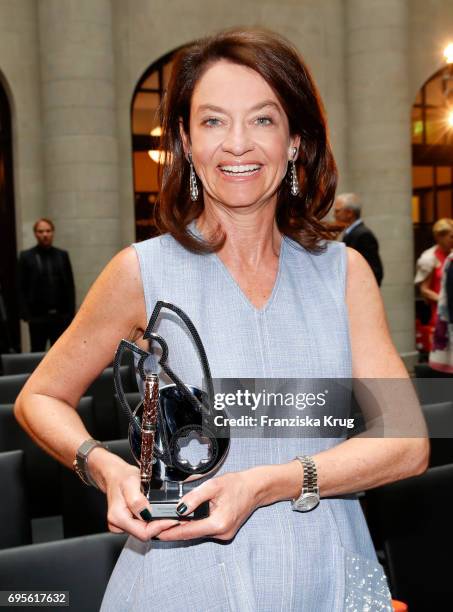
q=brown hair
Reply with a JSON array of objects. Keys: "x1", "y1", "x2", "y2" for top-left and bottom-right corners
[
  {"x1": 33, "y1": 218, "x2": 55, "y2": 232},
  {"x1": 155, "y1": 27, "x2": 339, "y2": 252}
]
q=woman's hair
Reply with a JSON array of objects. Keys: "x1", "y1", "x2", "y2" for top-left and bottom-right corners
[
  {"x1": 433, "y1": 218, "x2": 453, "y2": 237},
  {"x1": 155, "y1": 27, "x2": 339, "y2": 252}
]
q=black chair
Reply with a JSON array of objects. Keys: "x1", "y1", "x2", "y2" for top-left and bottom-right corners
[
  {"x1": 414, "y1": 363, "x2": 453, "y2": 378},
  {"x1": 0, "y1": 398, "x2": 96, "y2": 518},
  {"x1": 77, "y1": 396, "x2": 96, "y2": 434},
  {"x1": 1, "y1": 352, "x2": 46, "y2": 375},
  {"x1": 86, "y1": 366, "x2": 135, "y2": 441},
  {"x1": 0, "y1": 374, "x2": 30, "y2": 404},
  {"x1": 422, "y1": 401, "x2": 453, "y2": 466},
  {"x1": 114, "y1": 391, "x2": 142, "y2": 438},
  {"x1": 0, "y1": 402, "x2": 61, "y2": 517},
  {"x1": 365, "y1": 464, "x2": 453, "y2": 611},
  {"x1": 61, "y1": 439, "x2": 135, "y2": 538},
  {"x1": 0, "y1": 532, "x2": 128, "y2": 611},
  {"x1": 0, "y1": 450, "x2": 32, "y2": 549}
]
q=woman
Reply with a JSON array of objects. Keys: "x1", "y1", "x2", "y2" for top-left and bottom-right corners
[
  {"x1": 15, "y1": 28, "x2": 428, "y2": 611},
  {"x1": 429, "y1": 251, "x2": 453, "y2": 373},
  {"x1": 415, "y1": 218, "x2": 453, "y2": 351}
]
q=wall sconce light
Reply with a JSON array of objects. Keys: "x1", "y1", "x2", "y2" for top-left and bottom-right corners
[{"x1": 444, "y1": 43, "x2": 453, "y2": 64}]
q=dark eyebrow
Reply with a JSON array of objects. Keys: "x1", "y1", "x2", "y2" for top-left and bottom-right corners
[{"x1": 196, "y1": 100, "x2": 282, "y2": 114}]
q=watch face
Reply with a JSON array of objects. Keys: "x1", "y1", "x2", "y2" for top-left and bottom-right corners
[{"x1": 297, "y1": 493, "x2": 320, "y2": 512}]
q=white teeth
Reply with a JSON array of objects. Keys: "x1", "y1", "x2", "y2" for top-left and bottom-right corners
[{"x1": 220, "y1": 164, "x2": 261, "y2": 173}]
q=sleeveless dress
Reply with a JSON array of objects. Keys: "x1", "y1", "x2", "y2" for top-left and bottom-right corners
[{"x1": 100, "y1": 227, "x2": 392, "y2": 612}]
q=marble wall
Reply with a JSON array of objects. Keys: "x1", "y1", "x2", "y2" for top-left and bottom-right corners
[{"x1": 2, "y1": 0, "x2": 453, "y2": 356}]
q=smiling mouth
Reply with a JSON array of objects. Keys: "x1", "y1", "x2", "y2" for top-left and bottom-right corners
[{"x1": 218, "y1": 164, "x2": 262, "y2": 177}]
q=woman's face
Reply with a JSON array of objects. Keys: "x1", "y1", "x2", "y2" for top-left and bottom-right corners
[
  {"x1": 436, "y1": 229, "x2": 453, "y2": 252},
  {"x1": 182, "y1": 60, "x2": 300, "y2": 211}
]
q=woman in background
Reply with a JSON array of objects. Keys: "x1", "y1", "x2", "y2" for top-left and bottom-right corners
[
  {"x1": 429, "y1": 251, "x2": 453, "y2": 373},
  {"x1": 415, "y1": 218, "x2": 453, "y2": 351}
]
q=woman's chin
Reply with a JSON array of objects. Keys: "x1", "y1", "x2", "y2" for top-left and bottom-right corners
[{"x1": 208, "y1": 189, "x2": 276, "y2": 210}]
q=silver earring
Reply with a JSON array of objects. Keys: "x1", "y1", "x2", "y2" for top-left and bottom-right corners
[
  {"x1": 290, "y1": 148, "x2": 299, "y2": 196},
  {"x1": 188, "y1": 153, "x2": 199, "y2": 201}
]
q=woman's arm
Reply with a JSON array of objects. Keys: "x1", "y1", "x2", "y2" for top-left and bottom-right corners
[
  {"x1": 159, "y1": 247, "x2": 429, "y2": 541},
  {"x1": 305, "y1": 247, "x2": 429, "y2": 497},
  {"x1": 419, "y1": 272, "x2": 438, "y2": 302},
  {"x1": 14, "y1": 247, "x2": 179, "y2": 540}
]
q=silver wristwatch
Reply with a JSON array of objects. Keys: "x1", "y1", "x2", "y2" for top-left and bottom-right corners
[
  {"x1": 73, "y1": 438, "x2": 108, "y2": 488},
  {"x1": 291, "y1": 455, "x2": 320, "y2": 512}
]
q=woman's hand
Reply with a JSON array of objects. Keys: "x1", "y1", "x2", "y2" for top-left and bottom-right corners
[
  {"x1": 90, "y1": 450, "x2": 180, "y2": 541},
  {"x1": 156, "y1": 467, "x2": 274, "y2": 542}
]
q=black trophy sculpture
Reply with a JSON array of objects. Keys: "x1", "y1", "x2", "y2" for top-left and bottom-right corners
[{"x1": 113, "y1": 301, "x2": 230, "y2": 520}]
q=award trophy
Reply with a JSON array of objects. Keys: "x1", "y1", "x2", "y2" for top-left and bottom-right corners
[{"x1": 113, "y1": 301, "x2": 230, "y2": 520}]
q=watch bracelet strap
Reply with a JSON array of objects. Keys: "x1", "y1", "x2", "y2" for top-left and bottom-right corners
[
  {"x1": 302, "y1": 455, "x2": 318, "y2": 493},
  {"x1": 294, "y1": 455, "x2": 318, "y2": 498},
  {"x1": 73, "y1": 438, "x2": 108, "y2": 488}
]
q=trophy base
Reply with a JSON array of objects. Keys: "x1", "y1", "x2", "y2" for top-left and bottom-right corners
[
  {"x1": 147, "y1": 487, "x2": 209, "y2": 520},
  {"x1": 149, "y1": 500, "x2": 209, "y2": 520}
]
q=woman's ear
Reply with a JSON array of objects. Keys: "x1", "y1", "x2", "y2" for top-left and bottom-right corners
[{"x1": 179, "y1": 118, "x2": 190, "y2": 159}]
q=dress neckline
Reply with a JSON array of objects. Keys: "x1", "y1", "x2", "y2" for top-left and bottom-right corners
[{"x1": 188, "y1": 219, "x2": 286, "y2": 314}]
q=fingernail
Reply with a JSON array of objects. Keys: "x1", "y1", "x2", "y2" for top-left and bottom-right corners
[
  {"x1": 176, "y1": 502, "x2": 188, "y2": 515},
  {"x1": 140, "y1": 508, "x2": 152, "y2": 522}
]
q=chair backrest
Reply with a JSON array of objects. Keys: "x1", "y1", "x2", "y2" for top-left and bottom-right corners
[
  {"x1": 365, "y1": 464, "x2": 453, "y2": 611},
  {"x1": 0, "y1": 532, "x2": 127, "y2": 611},
  {"x1": 422, "y1": 401, "x2": 453, "y2": 434},
  {"x1": 77, "y1": 396, "x2": 96, "y2": 433},
  {"x1": 422, "y1": 402, "x2": 453, "y2": 466},
  {"x1": 61, "y1": 439, "x2": 135, "y2": 538},
  {"x1": 414, "y1": 363, "x2": 453, "y2": 378},
  {"x1": 0, "y1": 403, "x2": 62, "y2": 518},
  {"x1": 86, "y1": 366, "x2": 134, "y2": 440},
  {"x1": 0, "y1": 450, "x2": 32, "y2": 549},
  {"x1": 1, "y1": 352, "x2": 46, "y2": 375},
  {"x1": 115, "y1": 391, "x2": 142, "y2": 439},
  {"x1": 0, "y1": 374, "x2": 30, "y2": 404},
  {"x1": 0, "y1": 397, "x2": 97, "y2": 518}
]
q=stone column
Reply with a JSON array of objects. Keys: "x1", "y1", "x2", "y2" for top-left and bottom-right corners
[
  {"x1": 322, "y1": 0, "x2": 348, "y2": 193},
  {"x1": 346, "y1": 0, "x2": 415, "y2": 360},
  {"x1": 39, "y1": 0, "x2": 121, "y2": 304}
]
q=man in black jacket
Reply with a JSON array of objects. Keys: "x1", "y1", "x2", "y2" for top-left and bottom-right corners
[
  {"x1": 17, "y1": 218, "x2": 75, "y2": 351},
  {"x1": 334, "y1": 193, "x2": 384, "y2": 286}
]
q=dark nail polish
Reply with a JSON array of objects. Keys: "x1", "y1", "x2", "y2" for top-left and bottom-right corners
[
  {"x1": 140, "y1": 508, "x2": 152, "y2": 522},
  {"x1": 176, "y1": 502, "x2": 187, "y2": 515}
]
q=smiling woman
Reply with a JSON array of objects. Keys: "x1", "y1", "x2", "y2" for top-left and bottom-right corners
[
  {"x1": 14, "y1": 26, "x2": 427, "y2": 612},
  {"x1": 156, "y1": 28, "x2": 338, "y2": 254},
  {"x1": 183, "y1": 63, "x2": 297, "y2": 215}
]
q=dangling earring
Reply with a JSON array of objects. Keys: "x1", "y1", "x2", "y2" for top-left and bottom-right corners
[
  {"x1": 188, "y1": 152, "x2": 199, "y2": 201},
  {"x1": 290, "y1": 147, "x2": 299, "y2": 197}
]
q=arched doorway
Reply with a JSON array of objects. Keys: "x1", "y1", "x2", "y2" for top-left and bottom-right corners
[
  {"x1": 0, "y1": 79, "x2": 18, "y2": 352},
  {"x1": 130, "y1": 50, "x2": 178, "y2": 242},
  {"x1": 411, "y1": 62, "x2": 453, "y2": 355}
]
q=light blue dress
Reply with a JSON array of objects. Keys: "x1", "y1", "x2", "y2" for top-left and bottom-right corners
[{"x1": 100, "y1": 226, "x2": 392, "y2": 611}]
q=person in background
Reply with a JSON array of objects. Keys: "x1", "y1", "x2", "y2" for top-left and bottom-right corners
[
  {"x1": 17, "y1": 218, "x2": 75, "y2": 352},
  {"x1": 429, "y1": 249, "x2": 453, "y2": 373},
  {"x1": 334, "y1": 192, "x2": 384, "y2": 286},
  {"x1": 414, "y1": 218, "x2": 453, "y2": 351}
]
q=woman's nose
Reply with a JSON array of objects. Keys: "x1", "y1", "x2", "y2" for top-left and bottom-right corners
[{"x1": 221, "y1": 124, "x2": 254, "y2": 156}]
